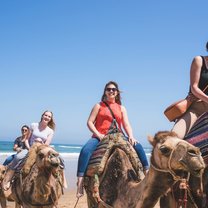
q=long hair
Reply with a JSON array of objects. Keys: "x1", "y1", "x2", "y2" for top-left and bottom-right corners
[
  {"x1": 101, "y1": 81, "x2": 122, "y2": 105},
  {"x1": 206, "y1": 41, "x2": 208, "y2": 52},
  {"x1": 40, "y1": 110, "x2": 56, "y2": 130}
]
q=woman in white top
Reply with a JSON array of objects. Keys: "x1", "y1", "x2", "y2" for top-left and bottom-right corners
[
  {"x1": 26, "y1": 110, "x2": 55, "y2": 148},
  {"x1": 3, "y1": 110, "x2": 56, "y2": 190}
]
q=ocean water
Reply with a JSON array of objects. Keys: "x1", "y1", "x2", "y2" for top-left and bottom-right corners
[
  {"x1": 0, "y1": 140, "x2": 152, "y2": 190},
  {"x1": 0, "y1": 140, "x2": 152, "y2": 159}
]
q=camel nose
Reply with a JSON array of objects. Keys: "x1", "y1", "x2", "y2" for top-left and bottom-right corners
[
  {"x1": 187, "y1": 149, "x2": 200, "y2": 156},
  {"x1": 49, "y1": 154, "x2": 60, "y2": 166}
]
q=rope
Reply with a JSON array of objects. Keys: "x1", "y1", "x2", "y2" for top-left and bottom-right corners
[
  {"x1": 171, "y1": 174, "x2": 199, "y2": 208},
  {"x1": 178, "y1": 179, "x2": 188, "y2": 208},
  {"x1": 73, "y1": 198, "x2": 79, "y2": 208},
  {"x1": 151, "y1": 142, "x2": 184, "y2": 181}
]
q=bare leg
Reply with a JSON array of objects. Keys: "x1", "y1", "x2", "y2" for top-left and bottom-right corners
[
  {"x1": 76, "y1": 176, "x2": 84, "y2": 198},
  {"x1": 62, "y1": 170, "x2": 68, "y2": 189}
]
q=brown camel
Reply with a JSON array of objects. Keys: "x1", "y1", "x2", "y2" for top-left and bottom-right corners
[
  {"x1": 84, "y1": 131, "x2": 205, "y2": 208},
  {"x1": 4, "y1": 144, "x2": 64, "y2": 208},
  {"x1": 0, "y1": 165, "x2": 7, "y2": 208}
]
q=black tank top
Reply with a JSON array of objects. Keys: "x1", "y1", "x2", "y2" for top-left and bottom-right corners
[{"x1": 199, "y1": 56, "x2": 208, "y2": 94}]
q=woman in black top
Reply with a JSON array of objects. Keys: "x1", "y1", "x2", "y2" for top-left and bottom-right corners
[
  {"x1": 3, "y1": 125, "x2": 29, "y2": 166},
  {"x1": 172, "y1": 42, "x2": 208, "y2": 138}
]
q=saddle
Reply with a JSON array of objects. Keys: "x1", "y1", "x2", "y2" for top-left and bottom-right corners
[
  {"x1": 86, "y1": 132, "x2": 144, "y2": 178},
  {"x1": 85, "y1": 132, "x2": 144, "y2": 204}
]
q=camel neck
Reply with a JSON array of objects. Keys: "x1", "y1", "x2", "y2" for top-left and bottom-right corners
[{"x1": 134, "y1": 168, "x2": 175, "y2": 208}]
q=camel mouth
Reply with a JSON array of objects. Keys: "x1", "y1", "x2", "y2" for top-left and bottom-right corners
[
  {"x1": 51, "y1": 163, "x2": 60, "y2": 167},
  {"x1": 50, "y1": 157, "x2": 60, "y2": 167},
  {"x1": 191, "y1": 169, "x2": 202, "y2": 177},
  {"x1": 179, "y1": 159, "x2": 204, "y2": 177}
]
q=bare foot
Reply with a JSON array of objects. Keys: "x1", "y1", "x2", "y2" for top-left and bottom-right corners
[
  {"x1": 143, "y1": 169, "x2": 149, "y2": 176},
  {"x1": 76, "y1": 178, "x2": 84, "y2": 198}
]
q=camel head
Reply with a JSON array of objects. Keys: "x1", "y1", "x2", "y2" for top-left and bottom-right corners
[
  {"x1": 36, "y1": 145, "x2": 60, "y2": 169},
  {"x1": 148, "y1": 131, "x2": 205, "y2": 179},
  {"x1": 0, "y1": 165, "x2": 6, "y2": 183}
]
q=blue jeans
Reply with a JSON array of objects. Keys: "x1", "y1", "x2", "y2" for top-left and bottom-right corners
[
  {"x1": 77, "y1": 137, "x2": 149, "y2": 177},
  {"x1": 77, "y1": 138, "x2": 99, "y2": 177},
  {"x1": 134, "y1": 142, "x2": 149, "y2": 170},
  {"x1": 3, "y1": 154, "x2": 15, "y2": 166},
  {"x1": 9, "y1": 149, "x2": 28, "y2": 170}
]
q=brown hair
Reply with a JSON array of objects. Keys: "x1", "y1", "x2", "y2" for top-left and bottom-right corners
[
  {"x1": 101, "y1": 81, "x2": 122, "y2": 105},
  {"x1": 40, "y1": 110, "x2": 56, "y2": 130},
  {"x1": 206, "y1": 41, "x2": 208, "y2": 52},
  {"x1": 21, "y1": 125, "x2": 29, "y2": 131}
]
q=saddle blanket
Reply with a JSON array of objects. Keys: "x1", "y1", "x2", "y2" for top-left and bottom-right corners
[
  {"x1": 184, "y1": 112, "x2": 208, "y2": 164},
  {"x1": 86, "y1": 132, "x2": 143, "y2": 179}
]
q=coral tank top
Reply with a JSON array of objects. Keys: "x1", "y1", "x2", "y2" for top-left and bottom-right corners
[{"x1": 92, "y1": 101, "x2": 123, "y2": 137}]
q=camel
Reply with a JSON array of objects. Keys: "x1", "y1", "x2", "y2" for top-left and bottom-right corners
[
  {"x1": 160, "y1": 113, "x2": 208, "y2": 208},
  {"x1": 84, "y1": 131, "x2": 205, "y2": 208},
  {"x1": 3, "y1": 144, "x2": 64, "y2": 208},
  {"x1": 0, "y1": 165, "x2": 7, "y2": 208}
]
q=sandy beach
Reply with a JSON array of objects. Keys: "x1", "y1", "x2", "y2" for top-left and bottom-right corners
[
  {"x1": 1, "y1": 155, "x2": 160, "y2": 208},
  {"x1": 5, "y1": 189, "x2": 160, "y2": 208}
]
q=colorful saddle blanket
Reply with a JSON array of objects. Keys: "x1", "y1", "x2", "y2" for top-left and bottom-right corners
[
  {"x1": 184, "y1": 112, "x2": 208, "y2": 164},
  {"x1": 86, "y1": 132, "x2": 144, "y2": 179}
]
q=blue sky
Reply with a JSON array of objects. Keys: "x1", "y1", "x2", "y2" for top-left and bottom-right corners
[{"x1": 0, "y1": 1, "x2": 208, "y2": 146}]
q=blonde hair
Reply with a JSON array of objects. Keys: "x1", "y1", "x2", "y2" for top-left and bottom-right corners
[{"x1": 40, "y1": 110, "x2": 56, "y2": 130}]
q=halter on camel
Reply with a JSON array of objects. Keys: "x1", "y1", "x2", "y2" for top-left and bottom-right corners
[{"x1": 151, "y1": 141, "x2": 201, "y2": 208}]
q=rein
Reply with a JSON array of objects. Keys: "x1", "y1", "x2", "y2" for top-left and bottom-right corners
[
  {"x1": 150, "y1": 142, "x2": 183, "y2": 181},
  {"x1": 151, "y1": 142, "x2": 200, "y2": 208}
]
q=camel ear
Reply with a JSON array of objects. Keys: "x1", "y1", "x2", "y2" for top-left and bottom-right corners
[{"x1": 148, "y1": 135, "x2": 156, "y2": 146}]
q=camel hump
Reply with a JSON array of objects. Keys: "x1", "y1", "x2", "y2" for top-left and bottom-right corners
[{"x1": 86, "y1": 133, "x2": 143, "y2": 179}]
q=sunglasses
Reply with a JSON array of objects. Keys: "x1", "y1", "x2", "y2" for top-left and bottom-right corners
[
  {"x1": 106, "y1": 87, "x2": 118, "y2": 92},
  {"x1": 22, "y1": 129, "x2": 28, "y2": 132}
]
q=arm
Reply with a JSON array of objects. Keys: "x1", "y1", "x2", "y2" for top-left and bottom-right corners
[
  {"x1": 25, "y1": 129, "x2": 32, "y2": 150},
  {"x1": 87, "y1": 103, "x2": 104, "y2": 141},
  {"x1": 121, "y1": 106, "x2": 137, "y2": 145},
  {"x1": 190, "y1": 56, "x2": 208, "y2": 103},
  {"x1": 44, "y1": 133, "x2": 54, "y2": 145},
  {"x1": 13, "y1": 144, "x2": 22, "y2": 152}
]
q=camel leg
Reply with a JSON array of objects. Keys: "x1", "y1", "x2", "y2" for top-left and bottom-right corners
[
  {"x1": 2, "y1": 169, "x2": 15, "y2": 198},
  {"x1": 160, "y1": 191, "x2": 176, "y2": 208},
  {"x1": 0, "y1": 197, "x2": 7, "y2": 208},
  {"x1": 15, "y1": 202, "x2": 22, "y2": 208}
]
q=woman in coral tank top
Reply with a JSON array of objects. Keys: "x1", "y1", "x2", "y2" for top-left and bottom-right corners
[{"x1": 76, "y1": 81, "x2": 149, "y2": 198}]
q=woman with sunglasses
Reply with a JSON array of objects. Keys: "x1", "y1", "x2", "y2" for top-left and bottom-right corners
[
  {"x1": 76, "y1": 81, "x2": 149, "y2": 198},
  {"x1": 2, "y1": 110, "x2": 57, "y2": 191},
  {"x1": 3, "y1": 125, "x2": 30, "y2": 166}
]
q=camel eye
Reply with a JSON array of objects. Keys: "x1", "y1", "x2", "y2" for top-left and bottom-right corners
[
  {"x1": 2, "y1": 170, "x2": 6, "y2": 174},
  {"x1": 38, "y1": 153, "x2": 44, "y2": 159},
  {"x1": 159, "y1": 145, "x2": 171, "y2": 156}
]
